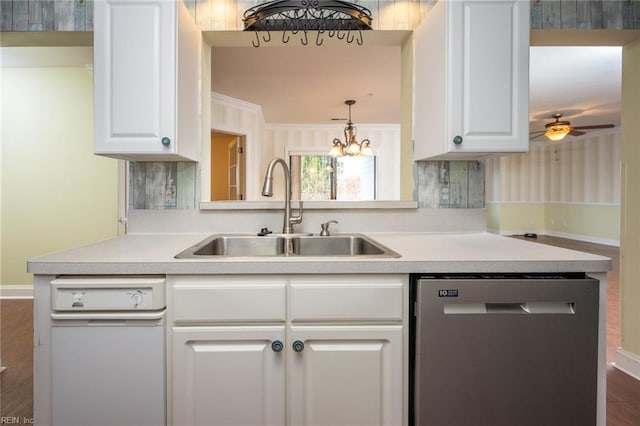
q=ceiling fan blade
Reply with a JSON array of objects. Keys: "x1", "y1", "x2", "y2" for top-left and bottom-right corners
[
  {"x1": 572, "y1": 124, "x2": 615, "y2": 130},
  {"x1": 529, "y1": 133, "x2": 547, "y2": 140},
  {"x1": 529, "y1": 130, "x2": 546, "y2": 136},
  {"x1": 569, "y1": 129, "x2": 586, "y2": 136}
]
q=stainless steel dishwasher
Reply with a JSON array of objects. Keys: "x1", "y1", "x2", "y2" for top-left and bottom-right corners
[
  {"x1": 410, "y1": 273, "x2": 599, "y2": 426},
  {"x1": 50, "y1": 277, "x2": 166, "y2": 426}
]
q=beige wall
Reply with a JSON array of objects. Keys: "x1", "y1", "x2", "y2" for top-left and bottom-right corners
[
  {"x1": 486, "y1": 131, "x2": 621, "y2": 245},
  {"x1": 1, "y1": 48, "x2": 119, "y2": 286},
  {"x1": 620, "y1": 39, "x2": 640, "y2": 359},
  {"x1": 263, "y1": 124, "x2": 401, "y2": 201}
]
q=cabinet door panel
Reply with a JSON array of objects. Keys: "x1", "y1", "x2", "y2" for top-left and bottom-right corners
[
  {"x1": 172, "y1": 326, "x2": 285, "y2": 426},
  {"x1": 94, "y1": 0, "x2": 175, "y2": 155},
  {"x1": 453, "y1": 0, "x2": 528, "y2": 150},
  {"x1": 460, "y1": 2, "x2": 514, "y2": 136},
  {"x1": 288, "y1": 326, "x2": 403, "y2": 426}
]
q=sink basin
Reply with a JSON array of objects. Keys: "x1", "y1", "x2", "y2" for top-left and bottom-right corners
[
  {"x1": 184, "y1": 235, "x2": 286, "y2": 257},
  {"x1": 291, "y1": 235, "x2": 395, "y2": 256},
  {"x1": 175, "y1": 234, "x2": 400, "y2": 258}
]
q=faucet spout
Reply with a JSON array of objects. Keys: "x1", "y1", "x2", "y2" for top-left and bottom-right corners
[{"x1": 261, "y1": 157, "x2": 303, "y2": 234}]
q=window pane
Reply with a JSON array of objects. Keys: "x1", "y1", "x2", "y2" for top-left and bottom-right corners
[
  {"x1": 292, "y1": 154, "x2": 376, "y2": 201},
  {"x1": 299, "y1": 155, "x2": 333, "y2": 200},
  {"x1": 337, "y1": 156, "x2": 376, "y2": 201}
]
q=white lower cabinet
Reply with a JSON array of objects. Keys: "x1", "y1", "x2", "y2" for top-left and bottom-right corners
[
  {"x1": 288, "y1": 325, "x2": 403, "y2": 426},
  {"x1": 172, "y1": 326, "x2": 286, "y2": 425},
  {"x1": 170, "y1": 274, "x2": 407, "y2": 426}
]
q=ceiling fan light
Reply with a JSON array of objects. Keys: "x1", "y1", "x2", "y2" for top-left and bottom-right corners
[{"x1": 545, "y1": 125, "x2": 571, "y2": 142}]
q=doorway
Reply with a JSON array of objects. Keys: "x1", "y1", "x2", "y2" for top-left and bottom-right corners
[{"x1": 210, "y1": 130, "x2": 246, "y2": 200}]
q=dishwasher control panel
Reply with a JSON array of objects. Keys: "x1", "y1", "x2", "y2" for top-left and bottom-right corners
[{"x1": 51, "y1": 276, "x2": 166, "y2": 311}]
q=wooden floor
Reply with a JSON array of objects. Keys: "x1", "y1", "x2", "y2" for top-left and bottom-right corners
[
  {"x1": 0, "y1": 298, "x2": 33, "y2": 421},
  {"x1": 1, "y1": 236, "x2": 639, "y2": 424}
]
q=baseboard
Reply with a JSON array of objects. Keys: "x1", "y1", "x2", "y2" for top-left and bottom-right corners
[
  {"x1": 0, "y1": 285, "x2": 34, "y2": 299},
  {"x1": 544, "y1": 231, "x2": 620, "y2": 247},
  {"x1": 613, "y1": 348, "x2": 640, "y2": 381},
  {"x1": 488, "y1": 228, "x2": 540, "y2": 237}
]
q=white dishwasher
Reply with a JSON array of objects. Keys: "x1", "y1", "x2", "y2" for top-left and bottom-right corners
[{"x1": 50, "y1": 277, "x2": 166, "y2": 426}]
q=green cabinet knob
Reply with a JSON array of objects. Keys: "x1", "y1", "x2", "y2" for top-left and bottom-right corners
[
  {"x1": 292, "y1": 340, "x2": 305, "y2": 352},
  {"x1": 161, "y1": 137, "x2": 171, "y2": 146},
  {"x1": 271, "y1": 340, "x2": 283, "y2": 353},
  {"x1": 453, "y1": 135, "x2": 463, "y2": 145}
]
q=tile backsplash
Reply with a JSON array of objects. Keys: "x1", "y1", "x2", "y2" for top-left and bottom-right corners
[
  {"x1": 415, "y1": 161, "x2": 485, "y2": 208},
  {"x1": 128, "y1": 161, "x2": 483, "y2": 209},
  {"x1": 129, "y1": 162, "x2": 196, "y2": 209}
]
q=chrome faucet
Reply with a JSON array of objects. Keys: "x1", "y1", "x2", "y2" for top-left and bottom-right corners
[{"x1": 261, "y1": 157, "x2": 303, "y2": 234}]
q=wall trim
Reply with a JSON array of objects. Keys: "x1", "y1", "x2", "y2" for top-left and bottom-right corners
[
  {"x1": 488, "y1": 229, "x2": 620, "y2": 247},
  {"x1": 0, "y1": 285, "x2": 34, "y2": 299},
  {"x1": 485, "y1": 201, "x2": 620, "y2": 207},
  {"x1": 265, "y1": 122, "x2": 401, "y2": 130},
  {"x1": 543, "y1": 231, "x2": 620, "y2": 247},
  {"x1": 211, "y1": 91, "x2": 263, "y2": 119},
  {"x1": 614, "y1": 349, "x2": 640, "y2": 382}
]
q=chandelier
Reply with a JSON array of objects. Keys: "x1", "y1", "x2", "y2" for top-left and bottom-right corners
[
  {"x1": 243, "y1": 0, "x2": 373, "y2": 47},
  {"x1": 329, "y1": 100, "x2": 373, "y2": 157}
]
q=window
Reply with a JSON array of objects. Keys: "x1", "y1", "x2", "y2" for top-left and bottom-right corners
[{"x1": 290, "y1": 153, "x2": 376, "y2": 201}]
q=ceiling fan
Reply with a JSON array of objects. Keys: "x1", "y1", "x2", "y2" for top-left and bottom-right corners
[{"x1": 530, "y1": 113, "x2": 615, "y2": 142}]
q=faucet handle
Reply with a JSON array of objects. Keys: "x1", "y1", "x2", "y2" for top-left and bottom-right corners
[
  {"x1": 289, "y1": 201, "x2": 303, "y2": 226},
  {"x1": 320, "y1": 220, "x2": 338, "y2": 236}
]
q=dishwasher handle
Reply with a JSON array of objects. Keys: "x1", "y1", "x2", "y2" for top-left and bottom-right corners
[
  {"x1": 444, "y1": 302, "x2": 576, "y2": 315},
  {"x1": 51, "y1": 309, "x2": 166, "y2": 321}
]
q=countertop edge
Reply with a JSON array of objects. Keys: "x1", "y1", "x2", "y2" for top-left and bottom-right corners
[
  {"x1": 26, "y1": 232, "x2": 613, "y2": 276},
  {"x1": 27, "y1": 259, "x2": 613, "y2": 276}
]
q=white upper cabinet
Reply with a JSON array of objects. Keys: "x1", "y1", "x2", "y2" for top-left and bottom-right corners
[
  {"x1": 94, "y1": 0, "x2": 200, "y2": 161},
  {"x1": 413, "y1": 0, "x2": 530, "y2": 160}
]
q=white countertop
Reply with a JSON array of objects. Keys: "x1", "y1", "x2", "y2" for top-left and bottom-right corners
[{"x1": 27, "y1": 232, "x2": 612, "y2": 275}]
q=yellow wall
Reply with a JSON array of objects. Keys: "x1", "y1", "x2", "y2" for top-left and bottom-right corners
[
  {"x1": 486, "y1": 131, "x2": 621, "y2": 245},
  {"x1": 1, "y1": 50, "x2": 119, "y2": 286},
  {"x1": 487, "y1": 202, "x2": 619, "y2": 244},
  {"x1": 487, "y1": 202, "x2": 545, "y2": 235},
  {"x1": 620, "y1": 39, "x2": 640, "y2": 358},
  {"x1": 544, "y1": 203, "x2": 620, "y2": 242}
]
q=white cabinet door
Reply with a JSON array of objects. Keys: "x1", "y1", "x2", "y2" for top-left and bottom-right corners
[
  {"x1": 414, "y1": 0, "x2": 529, "y2": 160},
  {"x1": 94, "y1": 0, "x2": 199, "y2": 161},
  {"x1": 172, "y1": 326, "x2": 286, "y2": 426},
  {"x1": 288, "y1": 325, "x2": 404, "y2": 426}
]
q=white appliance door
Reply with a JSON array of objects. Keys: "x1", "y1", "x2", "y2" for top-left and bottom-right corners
[{"x1": 51, "y1": 324, "x2": 165, "y2": 426}]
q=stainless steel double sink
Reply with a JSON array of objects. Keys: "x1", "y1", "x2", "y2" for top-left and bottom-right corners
[{"x1": 175, "y1": 234, "x2": 400, "y2": 258}]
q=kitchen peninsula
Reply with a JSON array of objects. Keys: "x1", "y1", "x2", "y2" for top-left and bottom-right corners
[{"x1": 30, "y1": 228, "x2": 610, "y2": 426}]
